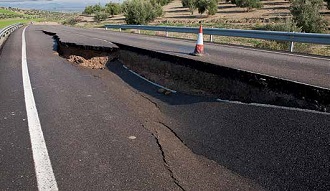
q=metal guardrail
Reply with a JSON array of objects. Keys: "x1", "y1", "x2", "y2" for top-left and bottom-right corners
[
  {"x1": 104, "y1": 24, "x2": 330, "y2": 52},
  {"x1": 0, "y1": 23, "x2": 23, "y2": 47}
]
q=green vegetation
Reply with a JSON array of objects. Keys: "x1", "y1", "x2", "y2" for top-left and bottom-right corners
[
  {"x1": 290, "y1": 0, "x2": 328, "y2": 33},
  {"x1": 83, "y1": 0, "x2": 173, "y2": 24},
  {"x1": 254, "y1": 20, "x2": 304, "y2": 51},
  {"x1": 94, "y1": 12, "x2": 109, "y2": 22},
  {"x1": 83, "y1": 4, "x2": 103, "y2": 15},
  {"x1": 62, "y1": 17, "x2": 82, "y2": 26},
  {"x1": 105, "y1": 3, "x2": 122, "y2": 16},
  {"x1": 325, "y1": 0, "x2": 330, "y2": 9},
  {"x1": 233, "y1": 0, "x2": 262, "y2": 11},
  {"x1": 0, "y1": 19, "x2": 25, "y2": 28},
  {"x1": 207, "y1": 0, "x2": 218, "y2": 15},
  {"x1": 0, "y1": 7, "x2": 75, "y2": 28},
  {"x1": 122, "y1": 0, "x2": 163, "y2": 24},
  {"x1": 181, "y1": 0, "x2": 219, "y2": 15}
]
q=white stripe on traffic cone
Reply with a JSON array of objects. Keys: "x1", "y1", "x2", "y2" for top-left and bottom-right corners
[{"x1": 191, "y1": 24, "x2": 204, "y2": 56}]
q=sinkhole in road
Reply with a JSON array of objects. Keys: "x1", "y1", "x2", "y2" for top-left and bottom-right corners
[{"x1": 46, "y1": 31, "x2": 330, "y2": 113}]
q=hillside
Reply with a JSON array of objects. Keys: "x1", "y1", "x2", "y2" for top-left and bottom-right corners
[
  {"x1": 0, "y1": 7, "x2": 74, "y2": 28},
  {"x1": 105, "y1": 0, "x2": 330, "y2": 30}
]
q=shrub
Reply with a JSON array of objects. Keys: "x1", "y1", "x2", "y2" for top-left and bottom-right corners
[
  {"x1": 196, "y1": 0, "x2": 208, "y2": 14},
  {"x1": 208, "y1": 0, "x2": 218, "y2": 15},
  {"x1": 94, "y1": 12, "x2": 109, "y2": 22},
  {"x1": 255, "y1": 19, "x2": 305, "y2": 51},
  {"x1": 290, "y1": 0, "x2": 327, "y2": 33},
  {"x1": 325, "y1": 0, "x2": 330, "y2": 9},
  {"x1": 83, "y1": 5, "x2": 94, "y2": 15},
  {"x1": 234, "y1": 0, "x2": 262, "y2": 11},
  {"x1": 83, "y1": 4, "x2": 103, "y2": 15},
  {"x1": 62, "y1": 17, "x2": 81, "y2": 25},
  {"x1": 105, "y1": 3, "x2": 122, "y2": 16},
  {"x1": 123, "y1": 0, "x2": 163, "y2": 24},
  {"x1": 182, "y1": 0, "x2": 189, "y2": 7}
]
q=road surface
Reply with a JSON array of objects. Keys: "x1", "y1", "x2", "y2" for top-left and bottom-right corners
[
  {"x1": 41, "y1": 25, "x2": 330, "y2": 89},
  {"x1": 0, "y1": 25, "x2": 329, "y2": 191}
]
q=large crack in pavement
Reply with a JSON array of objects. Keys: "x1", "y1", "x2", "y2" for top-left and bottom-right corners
[
  {"x1": 42, "y1": 30, "x2": 265, "y2": 190},
  {"x1": 43, "y1": 29, "x2": 330, "y2": 113}
]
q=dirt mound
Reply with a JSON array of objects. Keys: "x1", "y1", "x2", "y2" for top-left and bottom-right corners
[
  {"x1": 58, "y1": 45, "x2": 119, "y2": 69},
  {"x1": 68, "y1": 55, "x2": 109, "y2": 69}
]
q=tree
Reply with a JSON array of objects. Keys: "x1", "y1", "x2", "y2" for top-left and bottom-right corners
[
  {"x1": 83, "y1": 3, "x2": 103, "y2": 15},
  {"x1": 207, "y1": 0, "x2": 218, "y2": 15},
  {"x1": 234, "y1": 0, "x2": 262, "y2": 11},
  {"x1": 83, "y1": 5, "x2": 94, "y2": 15},
  {"x1": 187, "y1": 0, "x2": 197, "y2": 14},
  {"x1": 94, "y1": 12, "x2": 109, "y2": 22},
  {"x1": 123, "y1": 0, "x2": 163, "y2": 24},
  {"x1": 290, "y1": 0, "x2": 327, "y2": 33},
  {"x1": 182, "y1": 0, "x2": 198, "y2": 15},
  {"x1": 196, "y1": 0, "x2": 208, "y2": 14},
  {"x1": 62, "y1": 17, "x2": 80, "y2": 25},
  {"x1": 105, "y1": 2, "x2": 122, "y2": 16},
  {"x1": 324, "y1": 0, "x2": 330, "y2": 9},
  {"x1": 181, "y1": 0, "x2": 189, "y2": 7},
  {"x1": 92, "y1": 4, "x2": 103, "y2": 13},
  {"x1": 195, "y1": 0, "x2": 218, "y2": 15}
]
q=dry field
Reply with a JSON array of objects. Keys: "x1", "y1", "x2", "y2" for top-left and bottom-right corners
[
  {"x1": 105, "y1": 0, "x2": 330, "y2": 29},
  {"x1": 77, "y1": 0, "x2": 330, "y2": 56}
]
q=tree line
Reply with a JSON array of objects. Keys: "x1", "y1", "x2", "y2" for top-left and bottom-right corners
[
  {"x1": 82, "y1": 0, "x2": 330, "y2": 33},
  {"x1": 82, "y1": 0, "x2": 171, "y2": 24}
]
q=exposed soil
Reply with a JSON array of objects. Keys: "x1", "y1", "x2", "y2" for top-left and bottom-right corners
[{"x1": 58, "y1": 45, "x2": 119, "y2": 69}]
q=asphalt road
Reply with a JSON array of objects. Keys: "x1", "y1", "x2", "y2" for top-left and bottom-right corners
[
  {"x1": 38, "y1": 25, "x2": 330, "y2": 89},
  {"x1": 0, "y1": 25, "x2": 329, "y2": 191}
]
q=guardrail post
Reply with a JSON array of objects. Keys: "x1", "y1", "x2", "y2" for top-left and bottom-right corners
[
  {"x1": 290, "y1": 41, "x2": 294, "y2": 52},
  {"x1": 210, "y1": 27, "x2": 213, "y2": 42},
  {"x1": 289, "y1": 32, "x2": 294, "y2": 52}
]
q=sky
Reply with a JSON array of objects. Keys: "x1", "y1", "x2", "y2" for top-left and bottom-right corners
[{"x1": 0, "y1": 0, "x2": 120, "y2": 12}]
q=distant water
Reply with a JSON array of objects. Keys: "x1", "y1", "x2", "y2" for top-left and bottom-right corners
[{"x1": 0, "y1": 2, "x2": 96, "y2": 13}]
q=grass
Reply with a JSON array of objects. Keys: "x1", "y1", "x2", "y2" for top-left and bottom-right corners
[
  {"x1": 0, "y1": 18, "x2": 43, "y2": 28},
  {"x1": 0, "y1": 8, "x2": 21, "y2": 15}
]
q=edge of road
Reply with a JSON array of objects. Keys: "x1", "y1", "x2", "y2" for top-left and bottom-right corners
[
  {"x1": 41, "y1": 26, "x2": 330, "y2": 113},
  {"x1": 110, "y1": 41, "x2": 330, "y2": 110}
]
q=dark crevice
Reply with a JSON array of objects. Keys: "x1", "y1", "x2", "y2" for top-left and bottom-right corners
[
  {"x1": 148, "y1": 127, "x2": 185, "y2": 191},
  {"x1": 113, "y1": 43, "x2": 330, "y2": 113},
  {"x1": 42, "y1": 29, "x2": 330, "y2": 113},
  {"x1": 139, "y1": 93, "x2": 160, "y2": 110},
  {"x1": 158, "y1": 121, "x2": 185, "y2": 145}
]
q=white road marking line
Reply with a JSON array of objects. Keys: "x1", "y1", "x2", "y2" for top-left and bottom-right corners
[
  {"x1": 216, "y1": 98, "x2": 329, "y2": 115},
  {"x1": 122, "y1": 65, "x2": 177, "y2": 93},
  {"x1": 22, "y1": 26, "x2": 59, "y2": 191}
]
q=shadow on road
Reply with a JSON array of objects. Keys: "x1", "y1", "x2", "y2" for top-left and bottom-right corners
[
  {"x1": 106, "y1": 58, "x2": 330, "y2": 191},
  {"x1": 106, "y1": 59, "x2": 217, "y2": 106}
]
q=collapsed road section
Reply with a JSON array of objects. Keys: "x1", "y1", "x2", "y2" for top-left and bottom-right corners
[
  {"x1": 44, "y1": 30, "x2": 330, "y2": 113},
  {"x1": 38, "y1": 27, "x2": 330, "y2": 191}
]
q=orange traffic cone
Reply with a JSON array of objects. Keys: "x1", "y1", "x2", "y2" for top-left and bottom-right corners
[{"x1": 191, "y1": 23, "x2": 204, "y2": 56}]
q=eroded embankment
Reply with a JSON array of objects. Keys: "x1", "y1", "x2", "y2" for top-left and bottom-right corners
[
  {"x1": 115, "y1": 43, "x2": 330, "y2": 113},
  {"x1": 44, "y1": 31, "x2": 119, "y2": 69},
  {"x1": 46, "y1": 30, "x2": 330, "y2": 113}
]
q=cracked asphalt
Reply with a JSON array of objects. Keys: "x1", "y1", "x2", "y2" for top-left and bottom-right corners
[
  {"x1": 0, "y1": 26, "x2": 265, "y2": 190},
  {"x1": 1, "y1": 25, "x2": 329, "y2": 191}
]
